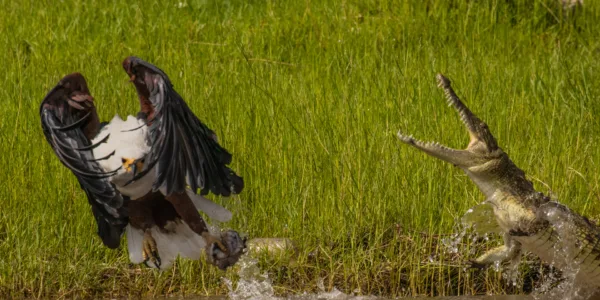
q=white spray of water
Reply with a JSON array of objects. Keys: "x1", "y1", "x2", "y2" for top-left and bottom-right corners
[
  {"x1": 223, "y1": 255, "x2": 381, "y2": 300},
  {"x1": 445, "y1": 202, "x2": 600, "y2": 300},
  {"x1": 223, "y1": 256, "x2": 275, "y2": 300},
  {"x1": 529, "y1": 204, "x2": 599, "y2": 300}
]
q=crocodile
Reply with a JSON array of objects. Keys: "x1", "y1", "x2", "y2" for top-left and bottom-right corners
[{"x1": 396, "y1": 74, "x2": 600, "y2": 290}]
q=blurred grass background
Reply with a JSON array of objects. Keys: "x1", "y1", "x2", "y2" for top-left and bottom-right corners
[{"x1": 0, "y1": 0, "x2": 599, "y2": 298}]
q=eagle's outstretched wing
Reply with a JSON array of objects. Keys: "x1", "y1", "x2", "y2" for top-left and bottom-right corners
[
  {"x1": 122, "y1": 56, "x2": 244, "y2": 197},
  {"x1": 40, "y1": 73, "x2": 129, "y2": 248}
]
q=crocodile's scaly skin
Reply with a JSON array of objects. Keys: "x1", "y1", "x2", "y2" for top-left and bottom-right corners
[{"x1": 397, "y1": 74, "x2": 600, "y2": 289}]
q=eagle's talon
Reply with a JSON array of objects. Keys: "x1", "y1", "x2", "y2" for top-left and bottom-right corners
[
  {"x1": 204, "y1": 230, "x2": 246, "y2": 270},
  {"x1": 142, "y1": 230, "x2": 161, "y2": 268},
  {"x1": 202, "y1": 231, "x2": 227, "y2": 254}
]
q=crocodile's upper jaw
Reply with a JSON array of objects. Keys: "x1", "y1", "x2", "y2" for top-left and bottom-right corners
[{"x1": 397, "y1": 74, "x2": 505, "y2": 176}]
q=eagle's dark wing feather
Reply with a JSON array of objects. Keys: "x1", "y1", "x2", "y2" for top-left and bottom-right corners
[
  {"x1": 123, "y1": 57, "x2": 244, "y2": 197},
  {"x1": 40, "y1": 73, "x2": 128, "y2": 248}
]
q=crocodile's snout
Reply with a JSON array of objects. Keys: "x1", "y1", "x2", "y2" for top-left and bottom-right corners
[{"x1": 397, "y1": 74, "x2": 502, "y2": 169}]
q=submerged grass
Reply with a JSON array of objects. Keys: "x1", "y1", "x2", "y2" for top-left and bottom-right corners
[{"x1": 1, "y1": 0, "x2": 600, "y2": 298}]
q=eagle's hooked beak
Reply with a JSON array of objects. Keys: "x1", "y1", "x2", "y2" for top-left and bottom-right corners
[{"x1": 122, "y1": 157, "x2": 144, "y2": 173}]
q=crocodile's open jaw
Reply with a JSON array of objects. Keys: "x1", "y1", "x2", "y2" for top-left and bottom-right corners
[{"x1": 397, "y1": 74, "x2": 503, "y2": 170}]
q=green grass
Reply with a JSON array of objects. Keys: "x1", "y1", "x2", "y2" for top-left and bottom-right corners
[{"x1": 1, "y1": 0, "x2": 600, "y2": 298}]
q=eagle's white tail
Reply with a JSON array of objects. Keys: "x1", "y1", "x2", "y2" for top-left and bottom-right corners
[{"x1": 126, "y1": 190, "x2": 233, "y2": 269}]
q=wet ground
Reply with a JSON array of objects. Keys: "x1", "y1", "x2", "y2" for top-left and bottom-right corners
[
  {"x1": 175, "y1": 237, "x2": 595, "y2": 300},
  {"x1": 403, "y1": 297, "x2": 532, "y2": 300},
  {"x1": 178, "y1": 295, "x2": 533, "y2": 300}
]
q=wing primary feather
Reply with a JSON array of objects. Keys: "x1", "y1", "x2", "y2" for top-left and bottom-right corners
[
  {"x1": 40, "y1": 72, "x2": 129, "y2": 249},
  {"x1": 73, "y1": 133, "x2": 110, "y2": 151},
  {"x1": 50, "y1": 133, "x2": 120, "y2": 177},
  {"x1": 47, "y1": 110, "x2": 92, "y2": 131},
  {"x1": 123, "y1": 56, "x2": 244, "y2": 197},
  {"x1": 87, "y1": 150, "x2": 116, "y2": 162},
  {"x1": 120, "y1": 122, "x2": 147, "y2": 132}
]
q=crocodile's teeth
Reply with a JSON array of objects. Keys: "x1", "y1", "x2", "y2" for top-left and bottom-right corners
[
  {"x1": 396, "y1": 131, "x2": 415, "y2": 143},
  {"x1": 398, "y1": 130, "x2": 459, "y2": 151},
  {"x1": 458, "y1": 111, "x2": 472, "y2": 126}
]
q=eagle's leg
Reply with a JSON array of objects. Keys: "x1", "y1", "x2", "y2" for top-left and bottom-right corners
[
  {"x1": 164, "y1": 192, "x2": 228, "y2": 254},
  {"x1": 142, "y1": 229, "x2": 161, "y2": 267},
  {"x1": 129, "y1": 196, "x2": 161, "y2": 268}
]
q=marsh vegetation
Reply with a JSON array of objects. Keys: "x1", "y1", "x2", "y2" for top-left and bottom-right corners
[{"x1": 1, "y1": 0, "x2": 599, "y2": 298}]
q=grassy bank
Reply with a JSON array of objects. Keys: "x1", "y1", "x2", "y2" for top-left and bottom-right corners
[{"x1": 1, "y1": 0, "x2": 600, "y2": 298}]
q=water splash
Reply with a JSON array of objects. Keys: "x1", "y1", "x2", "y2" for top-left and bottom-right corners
[
  {"x1": 441, "y1": 202, "x2": 523, "y2": 286},
  {"x1": 449, "y1": 201, "x2": 600, "y2": 300},
  {"x1": 528, "y1": 203, "x2": 600, "y2": 300},
  {"x1": 223, "y1": 255, "x2": 381, "y2": 300},
  {"x1": 223, "y1": 255, "x2": 275, "y2": 300},
  {"x1": 460, "y1": 202, "x2": 502, "y2": 236},
  {"x1": 443, "y1": 202, "x2": 502, "y2": 252}
]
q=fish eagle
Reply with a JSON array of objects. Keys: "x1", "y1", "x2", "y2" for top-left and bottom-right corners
[{"x1": 40, "y1": 57, "x2": 246, "y2": 270}]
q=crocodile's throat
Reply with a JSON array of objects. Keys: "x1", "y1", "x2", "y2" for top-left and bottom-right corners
[{"x1": 463, "y1": 158, "x2": 544, "y2": 208}]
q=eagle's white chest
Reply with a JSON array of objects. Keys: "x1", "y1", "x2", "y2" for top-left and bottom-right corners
[{"x1": 92, "y1": 115, "x2": 154, "y2": 199}]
